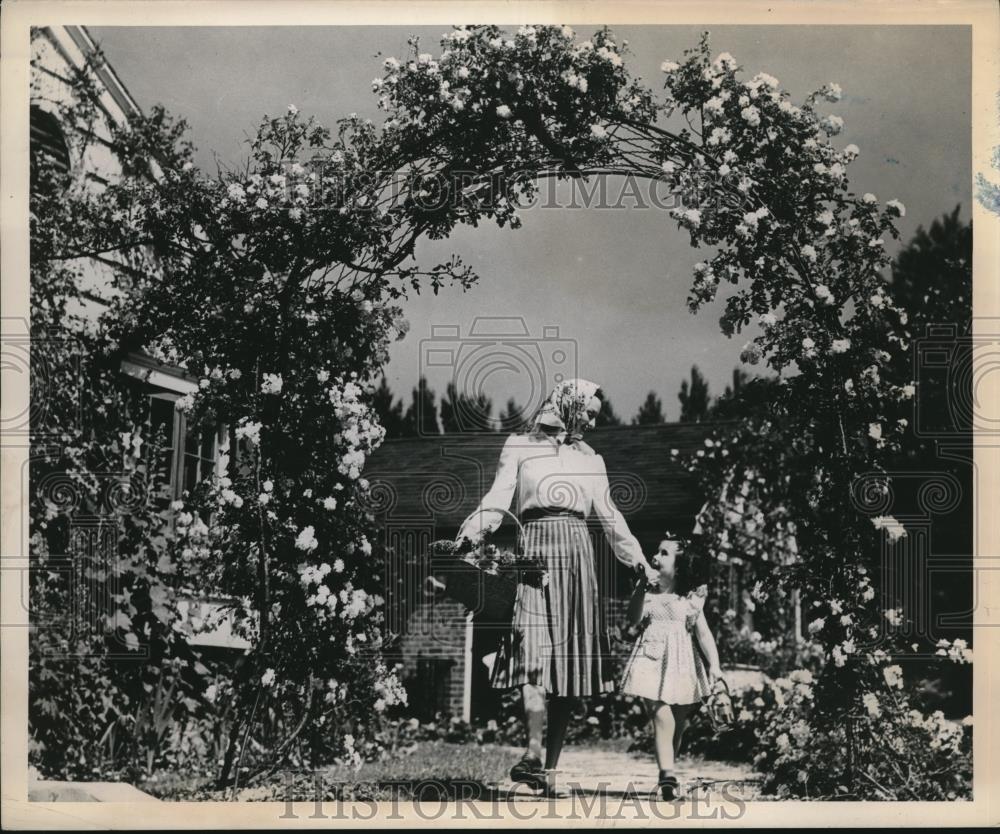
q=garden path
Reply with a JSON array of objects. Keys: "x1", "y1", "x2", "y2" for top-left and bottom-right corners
[{"x1": 496, "y1": 747, "x2": 762, "y2": 801}]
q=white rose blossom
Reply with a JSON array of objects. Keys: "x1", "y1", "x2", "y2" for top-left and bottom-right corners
[
  {"x1": 872, "y1": 515, "x2": 907, "y2": 542},
  {"x1": 295, "y1": 526, "x2": 319, "y2": 552},
  {"x1": 822, "y1": 82, "x2": 843, "y2": 102},
  {"x1": 261, "y1": 373, "x2": 283, "y2": 394},
  {"x1": 862, "y1": 692, "x2": 880, "y2": 717}
]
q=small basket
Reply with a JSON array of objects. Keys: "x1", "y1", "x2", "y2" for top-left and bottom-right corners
[
  {"x1": 430, "y1": 507, "x2": 542, "y2": 625},
  {"x1": 704, "y1": 677, "x2": 736, "y2": 731}
]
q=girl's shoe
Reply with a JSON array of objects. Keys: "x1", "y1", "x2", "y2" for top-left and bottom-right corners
[
  {"x1": 509, "y1": 754, "x2": 546, "y2": 790},
  {"x1": 658, "y1": 774, "x2": 681, "y2": 801}
]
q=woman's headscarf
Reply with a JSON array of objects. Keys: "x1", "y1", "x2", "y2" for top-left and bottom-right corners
[{"x1": 531, "y1": 378, "x2": 602, "y2": 445}]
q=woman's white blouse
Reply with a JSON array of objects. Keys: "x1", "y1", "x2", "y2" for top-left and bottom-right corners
[{"x1": 457, "y1": 433, "x2": 645, "y2": 568}]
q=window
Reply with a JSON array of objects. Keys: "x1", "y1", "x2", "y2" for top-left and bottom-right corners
[
  {"x1": 181, "y1": 425, "x2": 223, "y2": 496},
  {"x1": 143, "y1": 390, "x2": 225, "y2": 504},
  {"x1": 122, "y1": 356, "x2": 226, "y2": 506},
  {"x1": 147, "y1": 391, "x2": 182, "y2": 504},
  {"x1": 30, "y1": 105, "x2": 71, "y2": 192}
]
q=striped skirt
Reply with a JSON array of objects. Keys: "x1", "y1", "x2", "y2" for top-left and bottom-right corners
[{"x1": 489, "y1": 515, "x2": 615, "y2": 698}]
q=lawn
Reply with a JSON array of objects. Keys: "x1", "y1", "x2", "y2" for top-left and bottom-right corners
[
  {"x1": 144, "y1": 741, "x2": 522, "y2": 801},
  {"x1": 141, "y1": 737, "x2": 756, "y2": 803}
]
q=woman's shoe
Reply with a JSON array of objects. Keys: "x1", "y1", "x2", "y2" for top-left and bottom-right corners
[
  {"x1": 658, "y1": 774, "x2": 681, "y2": 801},
  {"x1": 509, "y1": 754, "x2": 546, "y2": 790}
]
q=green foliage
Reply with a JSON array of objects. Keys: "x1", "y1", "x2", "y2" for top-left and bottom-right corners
[
  {"x1": 750, "y1": 670, "x2": 972, "y2": 800},
  {"x1": 29, "y1": 66, "x2": 213, "y2": 778}
]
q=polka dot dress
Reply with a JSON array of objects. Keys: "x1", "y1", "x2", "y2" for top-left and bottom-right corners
[{"x1": 619, "y1": 585, "x2": 712, "y2": 705}]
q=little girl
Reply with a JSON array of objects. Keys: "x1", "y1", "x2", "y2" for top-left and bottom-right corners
[{"x1": 620, "y1": 535, "x2": 723, "y2": 801}]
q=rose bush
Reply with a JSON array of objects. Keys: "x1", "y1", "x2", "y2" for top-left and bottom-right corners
[{"x1": 31, "y1": 25, "x2": 970, "y2": 795}]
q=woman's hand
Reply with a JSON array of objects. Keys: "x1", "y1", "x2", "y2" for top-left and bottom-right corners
[
  {"x1": 635, "y1": 560, "x2": 659, "y2": 587},
  {"x1": 709, "y1": 664, "x2": 724, "y2": 683}
]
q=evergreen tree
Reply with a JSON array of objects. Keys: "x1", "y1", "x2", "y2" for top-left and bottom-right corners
[
  {"x1": 678, "y1": 365, "x2": 711, "y2": 423},
  {"x1": 440, "y1": 381, "x2": 494, "y2": 433},
  {"x1": 884, "y1": 205, "x2": 972, "y2": 453},
  {"x1": 401, "y1": 376, "x2": 440, "y2": 436},
  {"x1": 594, "y1": 395, "x2": 622, "y2": 427},
  {"x1": 632, "y1": 390, "x2": 666, "y2": 425},
  {"x1": 709, "y1": 368, "x2": 751, "y2": 419},
  {"x1": 371, "y1": 376, "x2": 406, "y2": 439},
  {"x1": 890, "y1": 204, "x2": 971, "y2": 334},
  {"x1": 724, "y1": 368, "x2": 749, "y2": 400},
  {"x1": 498, "y1": 397, "x2": 529, "y2": 433}
]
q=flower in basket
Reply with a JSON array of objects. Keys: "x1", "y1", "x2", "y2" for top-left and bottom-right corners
[
  {"x1": 480, "y1": 543, "x2": 503, "y2": 574},
  {"x1": 430, "y1": 538, "x2": 462, "y2": 557}
]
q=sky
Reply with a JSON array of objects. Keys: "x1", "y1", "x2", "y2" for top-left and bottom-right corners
[{"x1": 89, "y1": 24, "x2": 972, "y2": 423}]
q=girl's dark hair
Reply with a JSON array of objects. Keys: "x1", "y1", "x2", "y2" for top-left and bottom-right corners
[
  {"x1": 647, "y1": 539, "x2": 709, "y2": 596},
  {"x1": 674, "y1": 550, "x2": 710, "y2": 596}
]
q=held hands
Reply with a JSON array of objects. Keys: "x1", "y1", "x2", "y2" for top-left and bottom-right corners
[{"x1": 634, "y1": 559, "x2": 659, "y2": 589}]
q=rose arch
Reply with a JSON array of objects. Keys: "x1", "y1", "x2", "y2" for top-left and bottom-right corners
[{"x1": 34, "y1": 25, "x2": 965, "y2": 798}]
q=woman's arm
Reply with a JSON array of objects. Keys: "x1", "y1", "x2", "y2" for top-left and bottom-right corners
[
  {"x1": 590, "y1": 454, "x2": 646, "y2": 570},
  {"x1": 693, "y1": 610, "x2": 723, "y2": 679},
  {"x1": 455, "y1": 434, "x2": 519, "y2": 545}
]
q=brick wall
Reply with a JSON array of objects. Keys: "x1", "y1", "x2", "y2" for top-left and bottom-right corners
[
  {"x1": 398, "y1": 593, "x2": 642, "y2": 720},
  {"x1": 397, "y1": 599, "x2": 469, "y2": 719}
]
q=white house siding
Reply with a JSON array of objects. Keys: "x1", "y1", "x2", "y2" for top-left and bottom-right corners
[{"x1": 32, "y1": 27, "x2": 238, "y2": 652}]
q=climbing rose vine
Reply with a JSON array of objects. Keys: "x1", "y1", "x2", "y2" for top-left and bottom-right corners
[{"x1": 32, "y1": 25, "x2": 969, "y2": 795}]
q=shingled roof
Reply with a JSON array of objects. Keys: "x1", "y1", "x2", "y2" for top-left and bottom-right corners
[{"x1": 364, "y1": 422, "x2": 726, "y2": 537}]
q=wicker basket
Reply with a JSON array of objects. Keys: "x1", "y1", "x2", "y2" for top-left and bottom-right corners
[{"x1": 430, "y1": 507, "x2": 538, "y2": 625}]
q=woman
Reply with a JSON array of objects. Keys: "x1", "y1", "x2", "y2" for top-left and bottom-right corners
[{"x1": 455, "y1": 378, "x2": 658, "y2": 792}]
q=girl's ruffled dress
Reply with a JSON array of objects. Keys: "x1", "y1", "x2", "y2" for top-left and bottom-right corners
[{"x1": 620, "y1": 585, "x2": 712, "y2": 705}]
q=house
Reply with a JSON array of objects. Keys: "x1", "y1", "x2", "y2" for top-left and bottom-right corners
[
  {"x1": 363, "y1": 423, "x2": 761, "y2": 721},
  {"x1": 29, "y1": 26, "x2": 246, "y2": 650}
]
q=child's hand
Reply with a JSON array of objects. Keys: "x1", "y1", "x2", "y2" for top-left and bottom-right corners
[
  {"x1": 624, "y1": 613, "x2": 652, "y2": 640},
  {"x1": 635, "y1": 560, "x2": 659, "y2": 587}
]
